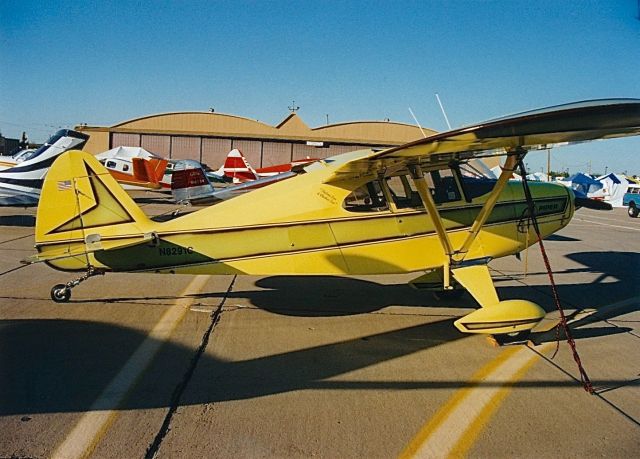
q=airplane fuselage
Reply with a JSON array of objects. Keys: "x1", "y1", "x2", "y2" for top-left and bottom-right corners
[{"x1": 39, "y1": 154, "x2": 574, "y2": 276}]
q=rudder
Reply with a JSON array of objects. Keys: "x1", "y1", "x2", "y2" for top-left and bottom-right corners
[{"x1": 34, "y1": 150, "x2": 154, "y2": 269}]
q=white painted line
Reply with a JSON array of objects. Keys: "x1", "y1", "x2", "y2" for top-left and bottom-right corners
[
  {"x1": 567, "y1": 295, "x2": 640, "y2": 326},
  {"x1": 52, "y1": 275, "x2": 211, "y2": 459},
  {"x1": 574, "y1": 217, "x2": 640, "y2": 231},
  {"x1": 190, "y1": 306, "x2": 215, "y2": 313}
]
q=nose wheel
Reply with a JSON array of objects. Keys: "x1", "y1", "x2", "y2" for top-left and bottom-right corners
[{"x1": 49, "y1": 266, "x2": 105, "y2": 303}]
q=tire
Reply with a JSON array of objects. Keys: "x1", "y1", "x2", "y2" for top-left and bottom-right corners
[
  {"x1": 628, "y1": 203, "x2": 639, "y2": 218},
  {"x1": 493, "y1": 330, "x2": 531, "y2": 345},
  {"x1": 51, "y1": 284, "x2": 71, "y2": 303}
]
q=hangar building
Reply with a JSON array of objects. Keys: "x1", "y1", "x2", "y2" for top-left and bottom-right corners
[{"x1": 76, "y1": 111, "x2": 436, "y2": 169}]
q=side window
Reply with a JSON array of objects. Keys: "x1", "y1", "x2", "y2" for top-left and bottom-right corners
[
  {"x1": 343, "y1": 180, "x2": 388, "y2": 212},
  {"x1": 386, "y1": 175, "x2": 423, "y2": 209},
  {"x1": 429, "y1": 169, "x2": 462, "y2": 204},
  {"x1": 123, "y1": 164, "x2": 129, "y2": 172},
  {"x1": 106, "y1": 160, "x2": 116, "y2": 168}
]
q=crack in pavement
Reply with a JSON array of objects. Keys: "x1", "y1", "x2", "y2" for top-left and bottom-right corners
[{"x1": 145, "y1": 275, "x2": 237, "y2": 459}]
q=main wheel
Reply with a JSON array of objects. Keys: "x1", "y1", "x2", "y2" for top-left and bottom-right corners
[
  {"x1": 628, "y1": 203, "x2": 639, "y2": 218},
  {"x1": 51, "y1": 284, "x2": 71, "y2": 303},
  {"x1": 493, "y1": 330, "x2": 531, "y2": 345}
]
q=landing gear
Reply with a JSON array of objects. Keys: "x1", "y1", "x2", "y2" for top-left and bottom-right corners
[
  {"x1": 49, "y1": 266, "x2": 105, "y2": 303},
  {"x1": 50, "y1": 284, "x2": 71, "y2": 303},
  {"x1": 490, "y1": 330, "x2": 532, "y2": 346}
]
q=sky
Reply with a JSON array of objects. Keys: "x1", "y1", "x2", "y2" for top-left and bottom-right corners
[{"x1": 1, "y1": 0, "x2": 638, "y2": 175}]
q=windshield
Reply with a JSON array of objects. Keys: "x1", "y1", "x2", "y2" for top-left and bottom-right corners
[{"x1": 459, "y1": 159, "x2": 497, "y2": 179}]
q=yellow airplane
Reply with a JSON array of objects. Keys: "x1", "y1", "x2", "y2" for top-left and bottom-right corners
[{"x1": 26, "y1": 99, "x2": 640, "y2": 341}]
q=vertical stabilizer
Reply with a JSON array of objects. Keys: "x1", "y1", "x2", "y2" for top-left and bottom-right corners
[
  {"x1": 34, "y1": 150, "x2": 153, "y2": 269},
  {"x1": 221, "y1": 149, "x2": 259, "y2": 182}
]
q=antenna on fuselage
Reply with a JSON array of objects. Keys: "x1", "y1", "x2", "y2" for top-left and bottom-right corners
[
  {"x1": 435, "y1": 93, "x2": 452, "y2": 131},
  {"x1": 408, "y1": 107, "x2": 427, "y2": 138}
]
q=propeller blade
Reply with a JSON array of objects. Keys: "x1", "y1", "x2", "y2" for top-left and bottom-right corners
[{"x1": 574, "y1": 196, "x2": 612, "y2": 210}]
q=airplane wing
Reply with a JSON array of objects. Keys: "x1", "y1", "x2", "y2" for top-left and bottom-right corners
[{"x1": 324, "y1": 99, "x2": 640, "y2": 182}]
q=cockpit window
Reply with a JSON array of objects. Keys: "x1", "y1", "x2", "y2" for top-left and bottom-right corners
[
  {"x1": 343, "y1": 180, "x2": 388, "y2": 212},
  {"x1": 343, "y1": 167, "x2": 464, "y2": 213},
  {"x1": 430, "y1": 169, "x2": 461, "y2": 204},
  {"x1": 385, "y1": 175, "x2": 422, "y2": 209}
]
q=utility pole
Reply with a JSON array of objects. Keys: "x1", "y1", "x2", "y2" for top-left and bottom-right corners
[{"x1": 546, "y1": 149, "x2": 551, "y2": 182}]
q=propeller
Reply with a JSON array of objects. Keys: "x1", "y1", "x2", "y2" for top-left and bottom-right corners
[{"x1": 573, "y1": 189, "x2": 613, "y2": 210}]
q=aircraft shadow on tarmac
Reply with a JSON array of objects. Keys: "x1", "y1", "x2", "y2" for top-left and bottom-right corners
[
  {"x1": 1, "y1": 250, "x2": 638, "y2": 416},
  {"x1": 225, "y1": 275, "x2": 480, "y2": 316},
  {"x1": 544, "y1": 234, "x2": 581, "y2": 242},
  {"x1": 0, "y1": 314, "x2": 636, "y2": 416},
  {"x1": 493, "y1": 250, "x2": 640, "y2": 312}
]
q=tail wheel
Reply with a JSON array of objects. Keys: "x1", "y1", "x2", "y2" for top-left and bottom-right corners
[
  {"x1": 628, "y1": 203, "x2": 639, "y2": 218},
  {"x1": 51, "y1": 284, "x2": 71, "y2": 303}
]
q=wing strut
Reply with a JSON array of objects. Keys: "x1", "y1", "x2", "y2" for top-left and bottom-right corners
[
  {"x1": 453, "y1": 151, "x2": 523, "y2": 262},
  {"x1": 408, "y1": 164, "x2": 455, "y2": 287},
  {"x1": 409, "y1": 150, "x2": 523, "y2": 288}
]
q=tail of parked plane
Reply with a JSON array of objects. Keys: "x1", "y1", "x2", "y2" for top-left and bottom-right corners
[
  {"x1": 218, "y1": 149, "x2": 259, "y2": 182},
  {"x1": 32, "y1": 150, "x2": 154, "y2": 271},
  {"x1": 171, "y1": 160, "x2": 216, "y2": 204},
  {"x1": 131, "y1": 156, "x2": 169, "y2": 188},
  {"x1": 0, "y1": 129, "x2": 89, "y2": 206}
]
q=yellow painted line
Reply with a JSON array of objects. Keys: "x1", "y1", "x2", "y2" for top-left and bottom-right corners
[
  {"x1": 400, "y1": 294, "x2": 640, "y2": 459},
  {"x1": 399, "y1": 346, "x2": 520, "y2": 459},
  {"x1": 447, "y1": 346, "x2": 548, "y2": 458},
  {"x1": 52, "y1": 275, "x2": 211, "y2": 459},
  {"x1": 399, "y1": 344, "x2": 552, "y2": 459}
]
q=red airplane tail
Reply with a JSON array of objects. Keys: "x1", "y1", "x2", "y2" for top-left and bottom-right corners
[
  {"x1": 221, "y1": 149, "x2": 259, "y2": 182},
  {"x1": 132, "y1": 157, "x2": 168, "y2": 187},
  {"x1": 171, "y1": 160, "x2": 216, "y2": 203}
]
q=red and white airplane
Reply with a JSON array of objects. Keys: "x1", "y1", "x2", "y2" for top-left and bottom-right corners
[
  {"x1": 170, "y1": 150, "x2": 319, "y2": 205},
  {"x1": 216, "y1": 149, "x2": 319, "y2": 183}
]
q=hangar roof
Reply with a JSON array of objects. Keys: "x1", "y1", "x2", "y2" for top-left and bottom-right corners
[{"x1": 78, "y1": 111, "x2": 437, "y2": 145}]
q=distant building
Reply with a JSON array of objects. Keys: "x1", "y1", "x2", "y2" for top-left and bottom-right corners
[
  {"x1": 76, "y1": 111, "x2": 436, "y2": 168},
  {"x1": 0, "y1": 135, "x2": 20, "y2": 156}
]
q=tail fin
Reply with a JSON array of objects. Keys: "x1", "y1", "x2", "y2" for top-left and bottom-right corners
[
  {"x1": 171, "y1": 160, "x2": 215, "y2": 204},
  {"x1": 34, "y1": 150, "x2": 154, "y2": 269},
  {"x1": 132, "y1": 157, "x2": 169, "y2": 187},
  {"x1": 220, "y1": 149, "x2": 259, "y2": 182}
]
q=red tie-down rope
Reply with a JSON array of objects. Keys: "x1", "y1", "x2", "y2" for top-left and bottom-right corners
[{"x1": 518, "y1": 160, "x2": 594, "y2": 394}]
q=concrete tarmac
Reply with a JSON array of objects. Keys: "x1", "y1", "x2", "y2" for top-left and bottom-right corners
[{"x1": 0, "y1": 195, "x2": 638, "y2": 458}]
